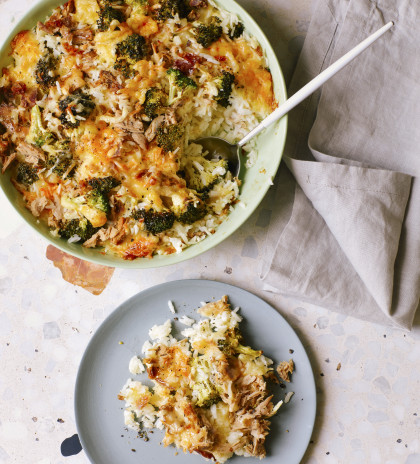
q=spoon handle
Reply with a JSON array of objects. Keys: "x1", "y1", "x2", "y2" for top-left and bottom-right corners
[{"x1": 238, "y1": 21, "x2": 394, "y2": 147}]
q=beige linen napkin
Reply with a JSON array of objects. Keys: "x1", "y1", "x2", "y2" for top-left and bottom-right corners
[{"x1": 260, "y1": 0, "x2": 420, "y2": 329}]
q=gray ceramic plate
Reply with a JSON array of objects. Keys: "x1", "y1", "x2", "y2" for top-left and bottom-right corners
[{"x1": 75, "y1": 280, "x2": 316, "y2": 464}]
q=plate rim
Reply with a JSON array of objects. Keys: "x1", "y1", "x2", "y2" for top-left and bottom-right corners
[{"x1": 74, "y1": 279, "x2": 316, "y2": 464}]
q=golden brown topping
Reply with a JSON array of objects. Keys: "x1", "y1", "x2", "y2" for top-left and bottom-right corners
[
  {"x1": 123, "y1": 236, "x2": 159, "y2": 260},
  {"x1": 198, "y1": 295, "x2": 229, "y2": 317},
  {"x1": 143, "y1": 344, "x2": 191, "y2": 390}
]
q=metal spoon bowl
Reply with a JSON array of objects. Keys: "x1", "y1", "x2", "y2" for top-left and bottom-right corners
[
  {"x1": 194, "y1": 21, "x2": 393, "y2": 176},
  {"x1": 193, "y1": 137, "x2": 241, "y2": 177}
]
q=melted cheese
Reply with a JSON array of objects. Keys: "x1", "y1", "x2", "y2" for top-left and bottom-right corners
[
  {"x1": 61, "y1": 68, "x2": 86, "y2": 95},
  {"x1": 123, "y1": 60, "x2": 166, "y2": 104},
  {"x1": 73, "y1": 0, "x2": 99, "y2": 26},
  {"x1": 94, "y1": 27, "x2": 132, "y2": 66},
  {"x1": 119, "y1": 235, "x2": 160, "y2": 259},
  {"x1": 127, "y1": 14, "x2": 159, "y2": 37},
  {"x1": 10, "y1": 30, "x2": 41, "y2": 86},
  {"x1": 202, "y1": 402, "x2": 232, "y2": 451},
  {"x1": 120, "y1": 381, "x2": 152, "y2": 410},
  {"x1": 75, "y1": 123, "x2": 120, "y2": 178},
  {"x1": 209, "y1": 39, "x2": 275, "y2": 115},
  {"x1": 161, "y1": 395, "x2": 213, "y2": 454},
  {"x1": 144, "y1": 345, "x2": 191, "y2": 390}
]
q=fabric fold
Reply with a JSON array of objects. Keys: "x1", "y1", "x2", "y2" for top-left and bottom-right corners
[
  {"x1": 259, "y1": 0, "x2": 420, "y2": 329},
  {"x1": 260, "y1": 168, "x2": 395, "y2": 327},
  {"x1": 286, "y1": 157, "x2": 412, "y2": 317}
]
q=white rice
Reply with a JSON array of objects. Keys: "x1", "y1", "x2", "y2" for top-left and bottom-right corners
[
  {"x1": 68, "y1": 235, "x2": 81, "y2": 243},
  {"x1": 284, "y1": 391, "x2": 295, "y2": 404},
  {"x1": 148, "y1": 319, "x2": 172, "y2": 341},
  {"x1": 129, "y1": 355, "x2": 145, "y2": 375},
  {"x1": 168, "y1": 300, "x2": 176, "y2": 314},
  {"x1": 179, "y1": 315, "x2": 195, "y2": 326},
  {"x1": 142, "y1": 340, "x2": 154, "y2": 356}
]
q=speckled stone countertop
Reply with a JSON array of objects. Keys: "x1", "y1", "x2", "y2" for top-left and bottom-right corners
[{"x1": 0, "y1": 0, "x2": 420, "y2": 463}]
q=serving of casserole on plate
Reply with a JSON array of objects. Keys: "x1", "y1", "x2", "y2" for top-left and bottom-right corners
[
  {"x1": 75, "y1": 280, "x2": 316, "y2": 464},
  {"x1": 0, "y1": 0, "x2": 286, "y2": 265},
  {"x1": 120, "y1": 295, "x2": 292, "y2": 462}
]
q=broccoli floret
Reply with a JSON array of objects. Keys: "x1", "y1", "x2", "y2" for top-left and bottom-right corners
[
  {"x1": 236, "y1": 344, "x2": 263, "y2": 357},
  {"x1": 114, "y1": 34, "x2": 150, "y2": 78},
  {"x1": 184, "y1": 157, "x2": 227, "y2": 193},
  {"x1": 88, "y1": 176, "x2": 121, "y2": 193},
  {"x1": 35, "y1": 54, "x2": 58, "y2": 89},
  {"x1": 82, "y1": 176, "x2": 121, "y2": 215},
  {"x1": 97, "y1": 4, "x2": 125, "y2": 31},
  {"x1": 58, "y1": 92, "x2": 95, "y2": 129},
  {"x1": 126, "y1": 0, "x2": 149, "y2": 14},
  {"x1": 143, "y1": 87, "x2": 167, "y2": 119},
  {"x1": 86, "y1": 190, "x2": 109, "y2": 214},
  {"x1": 116, "y1": 34, "x2": 150, "y2": 63},
  {"x1": 16, "y1": 162, "x2": 39, "y2": 186},
  {"x1": 54, "y1": 139, "x2": 71, "y2": 152},
  {"x1": 216, "y1": 327, "x2": 241, "y2": 355},
  {"x1": 194, "y1": 16, "x2": 222, "y2": 48},
  {"x1": 217, "y1": 339, "x2": 234, "y2": 356},
  {"x1": 27, "y1": 106, "x2": 56, "y2": 148},
  {"x1": 132, "y1": 208, "x2": 175, "y2": 235},
  {"x1": 214, "y1": 71, "x2": 235, "y2": 107},
  {"x1": 178, "y1": 200, "x2": 206, "y2": 224},
  {"x1": 193, "y1": 380, "x2": 220, "y2": 408},
  {"x1": 61, "y1": 195, "x2": 108, "y2": 228},
  {"x1": 97, "y1": 0, "x2": 123, "y2": 4},
  {"x1": 156, "y1": 124, "x2": 183, "y2": 152},
  {"x1": 229, "y1": 22, "x2": 244, "y2": 39},
  {"x1": 166, "y1": 68, "x2": 197, "y2": 105},
  {"x1": 113, "y1": 60, "x2": 136, "y2": 79},
  {"x1": 58, "y1": 218, "x2": 98, "y2": 241},
  {"x1": 170, "y1": 193, "x2": 207, "y2": 224},
  {"x1": 46, "y1": 153, "x2": 76, "y2": 178},
  {"x1": 98, "y1": 0, "x2": 125, "y2": 5},
  {"x1": 190, "y1": 357, "x2": 220, "y2": 408},
  {"x1": 216, "y1": 329, "x2": 261, "y2": 358},
  {"x1": 155, "y1": 0, "x2": 190, "y2": 21},
  {"x1": 218, "y1": 341, "x2": 262, "y2": 358},
  {"x1": 44, "y1": 139, "x2": 76, "y2": 179}
]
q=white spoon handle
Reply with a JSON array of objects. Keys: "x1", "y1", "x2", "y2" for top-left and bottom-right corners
[{"x1": 238, "y1": 21, "x2": 394, "y2": 147}]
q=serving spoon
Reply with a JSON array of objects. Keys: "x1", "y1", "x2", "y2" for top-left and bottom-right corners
[{"x1": 195, "y1": 21, "x2": 394, "y2": 176}]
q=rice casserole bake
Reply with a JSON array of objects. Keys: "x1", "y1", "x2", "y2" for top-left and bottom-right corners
[
  {"x1": 0, "y1": 0, "x2": 275, "y2": 259},
  {"x1": 119, "y1": 296, "x2": 293, "y2": 462}
]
